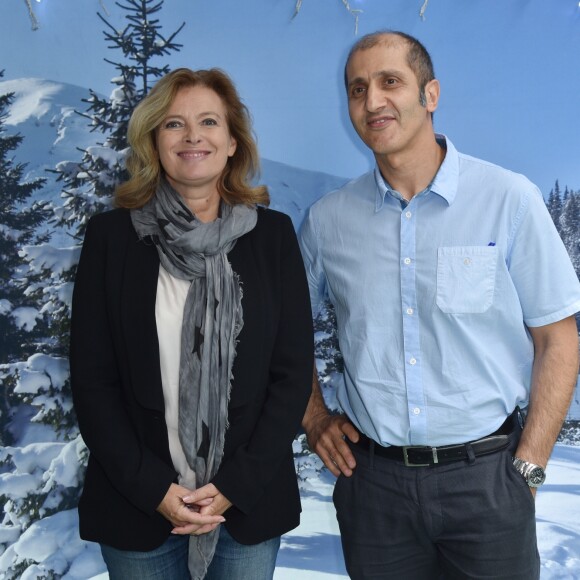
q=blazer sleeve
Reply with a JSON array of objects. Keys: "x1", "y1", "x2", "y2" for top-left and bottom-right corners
[
  {"x1": 211, "y1": 214, "x2": 314, "y2": 514},
  {"x1": 70, "y1": 215, "x2": 177, "y2": 516}
]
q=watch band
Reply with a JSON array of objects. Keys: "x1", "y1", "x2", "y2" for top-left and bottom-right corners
[{"x1": 513, "y1": 457, "x2": 546, "y2": 488}]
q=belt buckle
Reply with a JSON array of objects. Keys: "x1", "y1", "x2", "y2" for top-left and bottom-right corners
[{"x1": 403, "y1": 446, "x2": 439, "y2": 467}]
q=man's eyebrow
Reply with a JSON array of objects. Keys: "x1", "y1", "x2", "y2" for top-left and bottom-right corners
[
  {"x1": 347, "y1": 76, "x2": 367, "y2": 89},
  {"x1": 347, "y1": 69, "x2": 405, "y2": 88}
]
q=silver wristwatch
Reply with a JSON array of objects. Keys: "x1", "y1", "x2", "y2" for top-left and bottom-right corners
[{"x1": 513, "y1": 457, "x2": 546, "y2": 488}]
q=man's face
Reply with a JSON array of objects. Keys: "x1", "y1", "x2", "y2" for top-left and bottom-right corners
[{"x1": 346, "y1": 40, "x2": 438, "y2": 159}]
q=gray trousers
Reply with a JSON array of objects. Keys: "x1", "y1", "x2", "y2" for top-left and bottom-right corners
[{"x1": 333, "y1": 428, "x2": 540, "y2": 579}]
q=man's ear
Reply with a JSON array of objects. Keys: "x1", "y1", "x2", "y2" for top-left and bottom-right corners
[{"x1": 425, "y1": 79, "x2": 440, "y2": 113}]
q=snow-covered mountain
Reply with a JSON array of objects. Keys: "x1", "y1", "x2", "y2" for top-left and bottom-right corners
[
  {"x1": 0, "y1": 78, "x2": 98, "y2": 205},
  {"x1": 0, "y1": 77, "x2": 348, "y2": 231},
  {"x1": 261, "y1": 158, "x2": 347, "y2": 229}
]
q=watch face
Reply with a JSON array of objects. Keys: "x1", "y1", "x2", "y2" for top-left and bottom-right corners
[{"x1": 528, "y1": 466, "x2": 546, "y2": 487}]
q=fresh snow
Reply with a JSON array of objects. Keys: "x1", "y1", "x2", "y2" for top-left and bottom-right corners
[
  {"x1": 0, "y1": 299, "x2": 13, "y2": 315},
  {"x1": 0, "y1": 79, "x2": 63, "y2": 125},
  {"x1": 9, "y1": 306, "x2": 40, "y2": 331}
]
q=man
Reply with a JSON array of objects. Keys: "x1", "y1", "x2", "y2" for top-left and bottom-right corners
[{"x1": 299, "y1": 30, "x2": 580, "y2": 579}]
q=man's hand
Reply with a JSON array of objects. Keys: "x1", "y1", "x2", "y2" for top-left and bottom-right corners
[
  {"x1": 156, "y1": 483, "x2": 225, "y2": 536},
  {"x1": 305, "y1": 412, "x2": 359, "y2": 477},
  {"x1": 302, "y1": 366, "x2": 360, "y2": 477}
]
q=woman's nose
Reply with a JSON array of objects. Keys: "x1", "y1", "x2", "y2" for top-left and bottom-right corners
[{"x1": 184, "y1": 125, "x2": 201, "y2": 143}]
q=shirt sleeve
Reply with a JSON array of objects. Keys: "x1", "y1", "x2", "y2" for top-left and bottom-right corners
[
  {"x1": 298, "y1": 205, "x2": 328, "y2": 319},
  {"x1": 507, "y1": 186, "x2": 580, "y2": 327}
]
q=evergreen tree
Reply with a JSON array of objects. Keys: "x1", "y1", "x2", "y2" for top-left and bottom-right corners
[
  {"x1": 313, "y1": 300, "x2": 344, "y2": 413},
  {"x1": 53, "y1": 0, "x2": 185, "y2": 238},
  {"x1": 0, "y1": 73, "x2": 83, "y2": 578},
  {"x1": 560, "y1": 192, "x2": 580, "y2": 273},
  {"x1": 547, "y1": 181, "x2": 563, "y2": 231},
  {"x1": 0, "y1": 71, "x2": 49, "y2": 363},
  {"x1": 0, "y1": 70, "x2": 51, "y2": 455}
]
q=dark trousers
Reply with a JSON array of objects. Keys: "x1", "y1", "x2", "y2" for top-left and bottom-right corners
[{"x1": 333, "y1": 428, "x2": 540, "y2": 579}]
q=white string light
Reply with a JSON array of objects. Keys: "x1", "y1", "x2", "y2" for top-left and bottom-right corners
[
  {"x1": 342, "y1": 0, "x2": 363, "y2": 35},
  {"x1": 24, "y1": 0, "x2": 39, "y2": 30},
  {"x1": 294, "y1": 0, "x2": 363, "y2": 34},
  {"x1": 23, "y1": 0, "x2": 109, "y2": 30}
]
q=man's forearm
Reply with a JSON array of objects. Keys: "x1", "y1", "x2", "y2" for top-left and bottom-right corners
[
  {"x1": 516, "y1": 315, "x2": 579, "y2": 467},
  {"x1": 301, "y1": 363, "x2": 359, "y2": 476},
  {"x1": 302, "y1": 365, "x2": 330, "y2": 430}
]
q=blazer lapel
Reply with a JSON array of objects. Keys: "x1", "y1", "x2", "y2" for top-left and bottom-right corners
[{"x1": 121, "y1": 236, "x2": 165, "y2": 412}]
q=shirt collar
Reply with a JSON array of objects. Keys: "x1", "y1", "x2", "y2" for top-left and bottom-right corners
[{"x1": 374, "y1": 134, "x2": 459, "y2": 212}]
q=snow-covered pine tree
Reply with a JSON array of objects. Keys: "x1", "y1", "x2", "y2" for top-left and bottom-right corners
[
  {"x1": 0, "y1": 72, "x2": 88, "y2": 579},
  {"x1": 0, "y1": 70, "x2": 51, "y2": 450},
  {"x1": 0, "y1": 71, "x2": 49, "y2": 365},
  {"x1": 546, "y1": 181, "x2": 563, "y2": 231},
  {"x1": 563, "y1": 184, "x2": 570, "y2": 203},
  {"x1": 314, "y1": 300, "x2": 344, "y2": 413},
  {"x1": 560, "y1": 191, "x2": 580, "y2": 274},
  {"x1": 52, "y1": 0, "x2": 185, "y2": 238}
]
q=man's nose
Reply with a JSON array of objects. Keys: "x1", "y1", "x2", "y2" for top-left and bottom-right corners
[{"x1": 365, "y1": 84, "x2": 385, "y2": 113}]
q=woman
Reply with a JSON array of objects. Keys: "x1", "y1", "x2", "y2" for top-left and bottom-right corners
[{"x1": 70, "y1": 68, "x2": 313, "y2": 579}]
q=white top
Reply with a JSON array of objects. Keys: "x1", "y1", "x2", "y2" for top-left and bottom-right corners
[{"x1": 155, "y1": 265, "x2": 197, "y2": 488}]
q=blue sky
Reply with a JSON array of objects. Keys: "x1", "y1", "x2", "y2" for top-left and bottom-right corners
[{"x1": 1, "y1": 0, "x2": 579, "y2": 196}]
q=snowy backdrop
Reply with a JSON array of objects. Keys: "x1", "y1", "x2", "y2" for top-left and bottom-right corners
[{"x1": 0, "y1": 1, "x2": 579, "y2": 579}]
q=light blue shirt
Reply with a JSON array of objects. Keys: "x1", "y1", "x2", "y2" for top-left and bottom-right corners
[{"x1": 299, "y1": 136, "x2": 580, "y2": 447}]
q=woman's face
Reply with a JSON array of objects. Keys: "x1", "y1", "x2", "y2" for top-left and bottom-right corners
[{"x1": 156, "y1": 85, "x2": 237, "y2": 201}]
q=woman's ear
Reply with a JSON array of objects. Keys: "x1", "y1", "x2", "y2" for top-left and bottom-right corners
[{"x1": 228, "y1": 136, "x2": 237, "y2": 158}]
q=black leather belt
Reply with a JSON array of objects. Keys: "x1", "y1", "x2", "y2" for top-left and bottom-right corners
[{"x1": 355, "y1": 410, "x2": 519, "y2": 467}]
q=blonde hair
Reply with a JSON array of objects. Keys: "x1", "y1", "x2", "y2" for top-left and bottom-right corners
[{"x1": 115, "y1": 68, "x2": 269, "y2": 208}]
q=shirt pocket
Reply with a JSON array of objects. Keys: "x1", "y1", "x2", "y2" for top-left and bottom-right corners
[{"x1": 436, "y1": 246, "x2": 497, "y2": 314}]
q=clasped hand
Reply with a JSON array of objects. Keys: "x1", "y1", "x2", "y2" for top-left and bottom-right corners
[{"x1": 157, "y1": 482, "x2": 233, "y2": 536}]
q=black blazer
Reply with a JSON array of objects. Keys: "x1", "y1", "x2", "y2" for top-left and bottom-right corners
[{"x1": 70, "y1": 207, "x2": 313, "y2": 551}]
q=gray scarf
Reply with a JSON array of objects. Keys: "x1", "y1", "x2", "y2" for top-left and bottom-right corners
[{"x1": 131, "y1": 178, "x2": 257, "y2": 579}]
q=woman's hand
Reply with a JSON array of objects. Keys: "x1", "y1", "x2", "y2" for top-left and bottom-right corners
[
  {"x1": 170, "y1": 483, "x2": 233, "y2": 536},
  {"x1": 157, "y1": 483, "x2": 225, "y2": 536},
  {"x1": 190, "y1": 483, "x2": 233, "y2": 516}
]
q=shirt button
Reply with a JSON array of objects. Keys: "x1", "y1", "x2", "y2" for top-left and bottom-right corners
[
  {"x1": 463, "y1": 257, "x2": 472, "y2": 266},
  {"x1": 413, "y1": 407, "x2": 421, "y2": 415},
  {"x1": 406, "y1": 307, "x2": 414, "y2": 315},
  {"x1": 409, "y1": 357, "x2": 417, "y2": 365},
  {"x1": 404, "y1": 257, "x2": 411, "y2": 265},
  {"x1": 405, "y1": 211, "x2": 412, "y2": 219}
]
